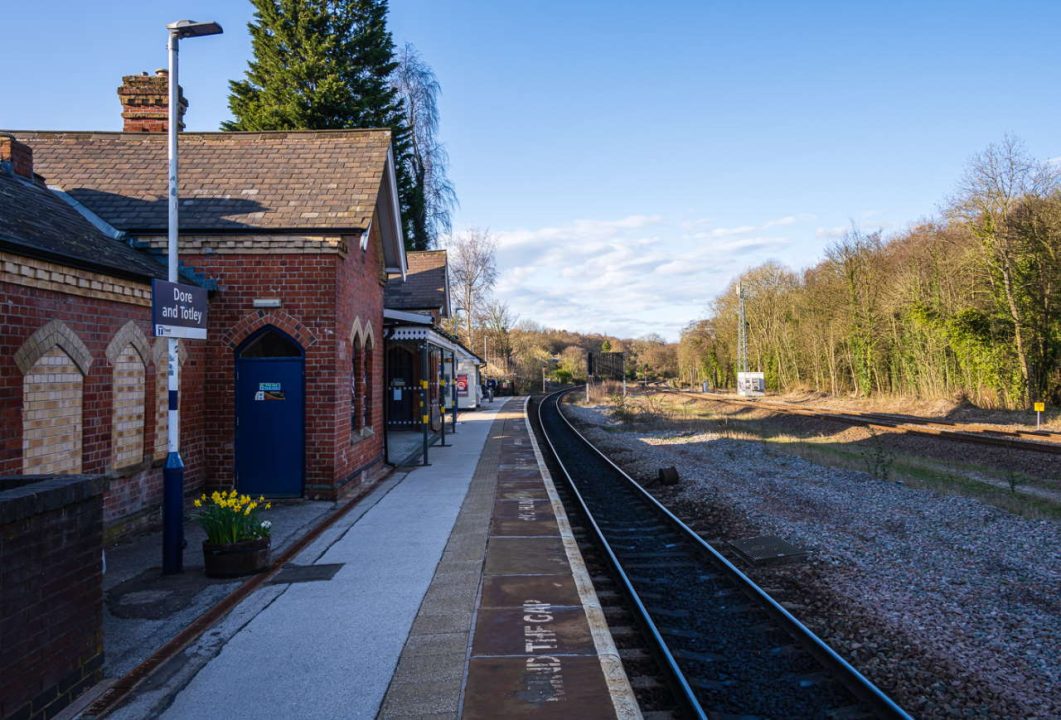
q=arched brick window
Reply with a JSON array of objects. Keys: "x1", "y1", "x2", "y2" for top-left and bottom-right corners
[
  {"x1": 107, "y1": 322, "x2": 150, "y2": 469},
  {"x1": 363, "y1": 338, "x2": 373, "y2": 431},
  {"x1": 111, "y1": 346, "x2": 146, "y2": 468},
  {"x1": 22, "y1": 348, "x2": 84, "y2": 474},
  {"x1": 15, "y1": 321, "x2": 92, "y2": 475},
  {"x1": 352, "y1": 337, "x2": 364, "y2": 434}
]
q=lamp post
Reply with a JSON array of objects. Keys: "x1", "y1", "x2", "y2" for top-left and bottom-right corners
[{"x1": 162, "y1": 19, "x2": 222, "y2": 575}]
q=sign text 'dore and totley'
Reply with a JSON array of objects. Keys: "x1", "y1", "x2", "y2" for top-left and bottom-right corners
[{"x1": 152, "y1": 279, "x2": 208, "y2": 340}]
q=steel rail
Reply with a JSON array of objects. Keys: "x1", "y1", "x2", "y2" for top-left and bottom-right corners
[
  {"x1": 534, "y1": 391, "x2": 708, "y2": 720},
  {"x1": 664, "y1": 389, "x2": 1061, "y2": 455},
  {"x1": 541, "y1": 388, "x2": 913, "y2": 720}
]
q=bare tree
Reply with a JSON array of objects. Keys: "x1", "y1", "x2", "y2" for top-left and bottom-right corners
[
  {"x1": 479, "y1": 299, "x2": 516, "y2": 372},
  {"x1": 447, "y1": 228, "x2": 498, "y2": 343},
  {"x1": 392, "y1": 43, "x2": 457, "y2": 249},
  {"x1": 950, "y1": 136, "x2": 1060, "y2": 403}
]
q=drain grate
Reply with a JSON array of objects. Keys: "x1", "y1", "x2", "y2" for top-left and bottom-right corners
[
  {"x1": 269, "y1": 563, "x2": 344, "y2": 584},
  {"x1": 728, "y1": 535, "x2": 808, "y2": 566}
]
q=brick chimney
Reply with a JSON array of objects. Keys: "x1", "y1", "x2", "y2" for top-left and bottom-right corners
[
  {"x1": 117, "y1": 69, "x2": 187, "y2": 133},
  {"x1": 0, "y1": 134, "x2": 33, "y2": 179}
]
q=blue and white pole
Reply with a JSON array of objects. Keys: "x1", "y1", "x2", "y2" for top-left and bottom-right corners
[
  {"x1": 162, "y1": 27, "x2": 184, "y2": 574},
  {"x1": 161, "y1": 20, "x2": 222, "y2": 574}
]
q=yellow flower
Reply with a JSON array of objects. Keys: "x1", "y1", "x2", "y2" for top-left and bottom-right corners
[
  {"x1": 229, "y1": 489, "x2": 237, "y2": 498},
  {"x1": 265, "y1": 503, "x2": 272, "y2": 510},
  {"x1": 193, "y1": 499, "x2": 202, "y2": 508},
  {"x1": 244, "y1": 506, "x2": 252, "y2": 516},
  {"x1": 258, "y1": 495, "x2": 265, "y2": 503}
]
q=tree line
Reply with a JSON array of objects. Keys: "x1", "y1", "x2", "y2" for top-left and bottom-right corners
[
  {"x1": 444, "y1": 227, "x2": 683, "y2": 390},
  {"x1": 679, "y1": 138, "x2": 1060, "y2": 409}
]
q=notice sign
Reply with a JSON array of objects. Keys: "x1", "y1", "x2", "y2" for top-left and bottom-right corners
[
  {"x1": 152, "y1": 279, "x2": 207, "y2": 340},
  {"x1": 456, "y1": 374, "x2": 469, "y2": 397},
  {"x1": 737, "y1": 371, "x2": 766, "y2": 397}
]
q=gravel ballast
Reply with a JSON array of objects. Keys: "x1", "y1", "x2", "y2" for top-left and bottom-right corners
[{"x1": 565, "y1": 402, "x2": 1060, "y2": 720}]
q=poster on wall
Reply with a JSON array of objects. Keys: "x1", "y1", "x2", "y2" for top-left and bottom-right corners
[
  {"x1": 456, "y1": 374, "x2": 469, "y2": 397},
  {"x1": 737, "y1": 371, "x2": 765, "y2": 397}
]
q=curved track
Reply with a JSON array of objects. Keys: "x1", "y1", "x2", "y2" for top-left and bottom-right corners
[{"x1": 534, "y1": 389, "x2": 912, "y2": 720}]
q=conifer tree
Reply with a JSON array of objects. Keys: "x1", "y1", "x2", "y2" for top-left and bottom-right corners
[{"x1": 224, "y1": 0, "x2": 419, "y2": 248}]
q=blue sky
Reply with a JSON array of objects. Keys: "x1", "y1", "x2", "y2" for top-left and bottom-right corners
[{"x1": 3, "y1": 1, "x2": 1059, "y2": 340}]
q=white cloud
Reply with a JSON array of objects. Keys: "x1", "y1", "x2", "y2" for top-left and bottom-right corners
[
  {"x1": 490, "y1": 212, "x2": 817, "y2": 341},
  {"x1": 815, "y1": 225, "x2": 847, "y2": 239},
  {"x1": 709, "y1": 224, "x2": 758, "y2": 238},
  {"x1": 491, "y1": 214, "x2": 662, "y2": 249},
  {"x1": 698, "y1": 213, "x2": 814, "y2": 238}
]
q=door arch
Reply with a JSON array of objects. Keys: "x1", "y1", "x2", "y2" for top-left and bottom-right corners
[{"x1": 235, "y1": 326, "x2": 305, "y2": 496}]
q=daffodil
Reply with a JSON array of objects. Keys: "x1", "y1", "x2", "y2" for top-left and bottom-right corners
[{"x1": 193, "y1": 499, "x2": 202, "y2": 508}]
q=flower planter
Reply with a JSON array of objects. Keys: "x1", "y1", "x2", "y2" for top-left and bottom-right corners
[{"x1": 202, "y1": 537, "x2": 271, "y2": 578}]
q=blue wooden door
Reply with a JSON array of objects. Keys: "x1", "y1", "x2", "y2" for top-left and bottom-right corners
[{"x1": 235, "y1": 329, "x2": 304, "y2": 496}]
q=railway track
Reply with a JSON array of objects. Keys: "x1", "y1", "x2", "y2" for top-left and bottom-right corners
[
  {"x1": 662, "y1": 389, "x2": 1061, "y2": 455},
  {"x1": 533, "y1": 389, "x2": 912, "y2": 720}
]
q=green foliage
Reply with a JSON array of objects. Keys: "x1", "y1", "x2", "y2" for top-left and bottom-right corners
[
  {"x1": 193, "y1": 491, "x2": 272, "y2": 545},
  {"x1": 677, "y1": 139, "x2": 1060, "y2": 409},
  {"x1": 225, "y1": 0, "x2": 420, "y2": 248}
]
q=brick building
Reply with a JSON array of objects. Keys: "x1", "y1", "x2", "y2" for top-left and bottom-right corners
[{"x1": 2, "y1": 73, "x2": 407, "y2": 535}]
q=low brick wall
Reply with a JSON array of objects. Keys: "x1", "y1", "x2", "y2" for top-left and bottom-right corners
[{"x1": 1, "y1": 475, "x2": 105, "y2": 720}]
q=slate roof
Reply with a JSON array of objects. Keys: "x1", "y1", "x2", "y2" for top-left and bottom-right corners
[
  {"x1": 385, "y1": 250, "x2": 448, "y2": 313},
  {"x1": 6, "y1": 129, "x2": 392, "y2": 233},
  {"x1": 0, "y1": 170, "x2": 167, "y2": 280}
]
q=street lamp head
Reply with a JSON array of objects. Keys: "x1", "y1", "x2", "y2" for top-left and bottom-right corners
[{"x1": 166, "y1": 19, "x2": 223, "y2": 38}]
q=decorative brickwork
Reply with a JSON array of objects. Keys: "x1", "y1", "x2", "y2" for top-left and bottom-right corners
[
  {"x1": 1, "y1": 252, "x2": 153, "y2": 307},
  {"x1": 135, "y1": 234, "x2": 349, "y2": 255},
  {"x1": 1, "y1": 277, "x2": 207, "y2": 534},
  {"x1": 105, "y1": 320, "x2": 151, "y2": 365},
  {"x1": 111, "y1": 346, "x2": 145, "y2": 470},
  {"x1": 222, "y1": 309, "x2": 319, "y2": 351},
  {"x1": 21, "y1": 348, "x2": 83, "y2": 475},
  {"x1": 14, "y1": 319, "x2": 93, "y2": 377}
]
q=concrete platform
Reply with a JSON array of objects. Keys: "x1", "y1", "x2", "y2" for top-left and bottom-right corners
[{"x1": 105, "y1": 397, "x2": 637, "y2": 720}]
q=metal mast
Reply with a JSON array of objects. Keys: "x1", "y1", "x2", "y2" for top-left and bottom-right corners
[{"x1": 737, "y1": 281, "x2": 748, "y2": 374}]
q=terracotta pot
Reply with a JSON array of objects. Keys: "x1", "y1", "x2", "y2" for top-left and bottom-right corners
[{"x1": 202, "y1": 537, "x2": 271, "y2": 578}]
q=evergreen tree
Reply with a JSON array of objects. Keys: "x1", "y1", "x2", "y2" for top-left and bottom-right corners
[{"x1": 224, "y1": 0, "x2": 418, "y2": 248}]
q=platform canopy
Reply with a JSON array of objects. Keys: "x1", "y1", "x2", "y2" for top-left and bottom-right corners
[
  {"x1": 384, "y1": 308, "x2": 482, "y2": 363},
  {"x1": 388, "y1": 325, "x2": 465, "y2": 356}
]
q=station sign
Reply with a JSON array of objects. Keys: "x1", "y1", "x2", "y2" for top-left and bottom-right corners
[{"x1": 152, "y1": 279, "x2": 208, "y2": 340}]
